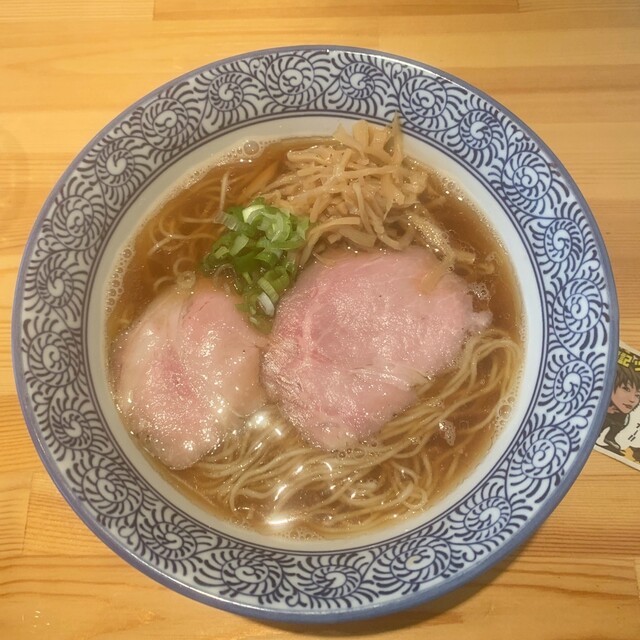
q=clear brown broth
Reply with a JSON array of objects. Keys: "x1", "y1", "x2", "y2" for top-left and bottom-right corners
[{"x1": 107, "y1": 136, "x2": 523, "y2": 538}]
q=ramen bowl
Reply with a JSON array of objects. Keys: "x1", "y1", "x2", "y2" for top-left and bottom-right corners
[{"x1": 12, "y1": 46, "x2": 618, "y2": 622}]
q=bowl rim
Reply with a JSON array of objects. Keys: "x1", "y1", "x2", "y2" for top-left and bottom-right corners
[{"x1": 12, "y1": 44, "x2": 619, "y2": 623}]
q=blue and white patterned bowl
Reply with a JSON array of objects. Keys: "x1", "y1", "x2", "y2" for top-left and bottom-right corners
[{"x1": 12, "y1": 46, "x2": 618, "y2": 622}]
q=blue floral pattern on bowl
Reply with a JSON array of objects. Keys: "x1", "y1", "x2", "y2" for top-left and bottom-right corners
[{"x1": 13, "y1": 46, "x2": 618, "y2": 622}]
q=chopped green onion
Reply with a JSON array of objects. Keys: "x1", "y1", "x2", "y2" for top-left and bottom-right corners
[
  {"x1": 255, "y1": 249, "x2": 279, "y2": 268},
  {"x1": 257, "y1": 292, "x2": 275, "y2": 316},
  {"x1": 242, "y1": 203, "x2": 264, "y2": 223},
  {"x1": 257, "y1": 276, "x2": 279, "y2": 303},
  {"x1": 229, "y1": 234, "x2": 249, "y2": 256},
  {"x1": 202, "y1": 198, "x2": 311, "y2": 328}
]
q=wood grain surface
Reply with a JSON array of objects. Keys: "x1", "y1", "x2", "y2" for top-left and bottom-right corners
[{"x1": 1, "y1": 1, "x2": 639, "y2": 638}]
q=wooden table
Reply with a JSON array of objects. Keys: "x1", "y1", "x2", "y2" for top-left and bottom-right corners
[{"x1": 1, "y1": 1, "x2": 639, "y2": 638}]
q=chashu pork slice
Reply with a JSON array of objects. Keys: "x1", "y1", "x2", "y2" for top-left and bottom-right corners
[
  {"x1": 112, "y1": 280, "x2": 266, "y2": 469},
  {"x1": 262, "y1": 247, "x2": 490, "y2": 449}
]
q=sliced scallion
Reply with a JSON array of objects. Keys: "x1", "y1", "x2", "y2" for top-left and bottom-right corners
[{"x1": 202, "y1": 198, "x2": 311, "y2": 328}]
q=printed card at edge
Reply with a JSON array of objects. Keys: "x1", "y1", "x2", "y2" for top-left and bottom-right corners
[{"x1": 594, "y1": 341, "x2": 640, "y2": 471}]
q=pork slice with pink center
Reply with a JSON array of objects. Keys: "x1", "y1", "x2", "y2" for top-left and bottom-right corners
[
  {"x1": 262, "y1": 247, "x2": 490, "y2": 449},
  {"x1": 112, "y1": 280, "x2": 266, "y2": 469}
]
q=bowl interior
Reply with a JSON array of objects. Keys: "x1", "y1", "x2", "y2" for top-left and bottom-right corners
[{"x1": 88, "y1": 115, "x2": 543, "y2": 550}]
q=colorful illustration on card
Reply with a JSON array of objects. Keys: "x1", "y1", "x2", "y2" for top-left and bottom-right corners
[{"x1": 594, "y1": 343, "x2": 640, "y2": 471}]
